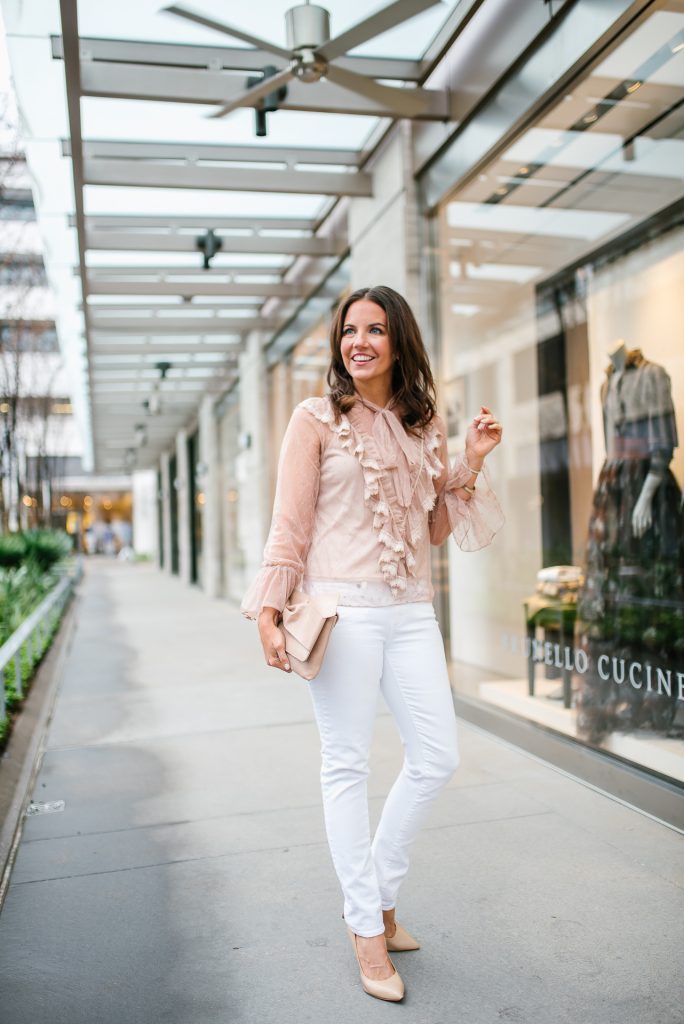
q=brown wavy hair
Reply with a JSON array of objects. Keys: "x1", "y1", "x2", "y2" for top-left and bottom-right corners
[{"x1": 327, "y1": 286, "x2": 437, "y2": 435}]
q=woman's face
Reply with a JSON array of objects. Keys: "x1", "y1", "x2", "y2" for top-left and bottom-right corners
[{"x1": 339, "y1": 299, "x2": 394, "y2": 389}]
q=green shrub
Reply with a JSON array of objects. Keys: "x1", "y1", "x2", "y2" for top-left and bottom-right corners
[
  {"x1": 0, "y1": 533, "x2": 28, "y2": 569},
  {"x1": 23, "y1": 529, "x2": 72, "y2": 571}
]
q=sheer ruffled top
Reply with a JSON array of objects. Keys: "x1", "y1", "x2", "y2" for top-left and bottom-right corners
[{"x1": 240, "y1": 393, "x2": 504, "y2": 619}]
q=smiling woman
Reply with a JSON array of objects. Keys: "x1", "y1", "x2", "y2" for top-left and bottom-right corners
[
  {"x1": 328, "y1": 285, "x2": 441, "y2": 435},
  {"x1": 241, "y1": 284, "x2": 504, "y2": 1002}
]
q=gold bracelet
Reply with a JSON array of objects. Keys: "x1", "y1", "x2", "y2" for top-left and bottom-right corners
[
  {"x1": 463, "y1": 484, "x2": 476, "y2": 495},
  {"x1": 465, "y1": 456, "x2": 482, "y2": 475}
]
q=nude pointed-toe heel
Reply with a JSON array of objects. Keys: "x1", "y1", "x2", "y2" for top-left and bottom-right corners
[
  {"x1": 385, "y1": 921, "x2": 421, "y2": 952},
  {"x1": 346, "y1": 926, "x2": 405, "y2": 1002}
]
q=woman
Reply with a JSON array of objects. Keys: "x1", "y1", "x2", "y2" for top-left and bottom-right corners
[{"x1": 241, "y1": 285, "x2": 503, "y2": 1002}]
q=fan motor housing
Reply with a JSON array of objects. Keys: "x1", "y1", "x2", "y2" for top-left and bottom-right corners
[{"x1": 285, "y1": 4, "x2": 330, "y2": 51}]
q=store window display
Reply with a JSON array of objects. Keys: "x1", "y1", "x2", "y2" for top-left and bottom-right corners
[
  {"x1": 432, "y1": 4, "x2": 684, "y2": 782},
  {"x1": 577, "y1": 342, "x2": 684, "y2": 741}
]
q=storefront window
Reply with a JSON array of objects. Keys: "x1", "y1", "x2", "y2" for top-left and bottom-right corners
[{"x1": 435, "y1": 8, "x2": 684, "y2": 782}]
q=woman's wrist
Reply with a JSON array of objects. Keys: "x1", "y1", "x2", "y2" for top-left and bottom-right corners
[
  {"x1": 464, "y1": 449, "x2": 484, "y2": 475},
  {"x1": 258, "y1": 606, "x2": 281, "y2": 626}
]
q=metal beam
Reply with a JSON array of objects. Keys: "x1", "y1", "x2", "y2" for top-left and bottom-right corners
[
  {"x1": 84, "y1": 230, "x2": 344, "y2": 256},
  {"x1": 87, "y1": 303, "x2": 262, "y2": 313},
  {"x1": 51, "y1": 35, "x2": 422, "y2": 81},
  {"x1": 84, "y1": 265, "x2": 289, "y2": 277},
  {"x1": 90, "y1": 360, "x2": 235, "y2": 371},
  {"x1": 59, "y1": 0, "x2": 95, "y2": 469},
  {"x1": 78, "y1": 62, "x2": 453, "y2": 120},
  {"x1": 86, "y1": 279, "x2": 306, "y2": 297},
  {"x1": 78, "y1": 214, "x2": 318, "y2": 231},
  {"x1": 82, "y1": 157, "x2": 373, "y2": 196},
  {"x1": 89, "y1": 316, "x2": 277, "y2": 332},
  {"x1": 90, "y1": 343, "x2": 244, "y2": 355},
  {"x1": 69, "y1": 139, "x2": 361, "y2": 167}
]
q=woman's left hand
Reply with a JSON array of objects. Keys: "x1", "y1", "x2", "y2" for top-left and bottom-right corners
[{"x1": 465, "y1": 406, "x2": 503, "y2": 459}]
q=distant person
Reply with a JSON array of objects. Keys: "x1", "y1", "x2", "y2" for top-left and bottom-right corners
[
  {"x1": 102, "y1": 524, "x2": 116, "y2": 556},
  {"x1": 241, "y1": 286, "x2": 504, "y2": 1002}
]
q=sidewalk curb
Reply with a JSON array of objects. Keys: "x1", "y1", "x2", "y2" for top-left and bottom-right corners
[{"x1": 0, "y1": 588, "x2": 81, "y2": 911}]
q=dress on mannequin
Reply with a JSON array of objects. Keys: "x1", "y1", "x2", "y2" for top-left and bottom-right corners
[{"x1": 576, "y1": 347, "x2": 684, "y2": 741}]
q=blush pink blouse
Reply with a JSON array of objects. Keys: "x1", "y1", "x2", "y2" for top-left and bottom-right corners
[{"x1": 240, "y1": 393, "x2": 504, "y2": 619}]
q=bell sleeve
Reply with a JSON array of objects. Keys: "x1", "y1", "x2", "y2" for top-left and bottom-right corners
[
  {"x1": 240, "y1": 405, "x2": 322, "y2": 620},
  {"x1": 428, "y1": 416, "x2": 504, "y2": 551}
]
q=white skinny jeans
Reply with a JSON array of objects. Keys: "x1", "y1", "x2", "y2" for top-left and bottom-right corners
[{"x1": 306, "y1": 600, "x2": 460, "y2": 938}]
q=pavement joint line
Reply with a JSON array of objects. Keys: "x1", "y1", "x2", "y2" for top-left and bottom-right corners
[
  {"x1": 20, "y1": 780, "x2": 540, "y2": 843},
  {"x1": 11, "y1": 810, "x2": 555, "y2": 887}
]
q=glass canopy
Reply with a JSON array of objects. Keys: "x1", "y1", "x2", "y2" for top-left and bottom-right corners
[{"x1": 2, "y1": 0, "x2": 457, "y2": 471}]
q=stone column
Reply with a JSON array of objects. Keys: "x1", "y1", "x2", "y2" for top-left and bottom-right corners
[
  {"x1": 348, "y1": 122, "x2": 421, "y2": 312},
  {"x1": 159, "y1": 451, "x2": 173, "y2": 573},
  {"x1": 236, "y1": 330, "x2": 270, "y2": 595},
  {"x1": 131, "y1": 469, "x2": 158, "y2": 558},
  {"x1": 199, "y1": 393, "x2": 222, "y2": 598},
  {"x1": 175, "y1": 427, "x2": 192, "y2": 585}
]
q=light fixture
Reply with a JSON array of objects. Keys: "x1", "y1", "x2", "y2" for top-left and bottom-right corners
[
  {"x1": 134, "y1": 423, "x2": 148, "y2": 447},
  {"x1": 196, "y1": 229, "x2": 222, "y2": 270},
  {"x1": 247, "y1": 65, "x2": 288, "y2": 137},
  {"x1": 625, "y1": 80, "x2": 642, "y2": 94},
  {"x1": 143, "y1": 393, "x2": 161, "y2": 416}
]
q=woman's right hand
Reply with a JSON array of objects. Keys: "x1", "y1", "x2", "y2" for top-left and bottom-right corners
[{"x1": 257, "y1": 607, "x2": 292, "y2": 673}]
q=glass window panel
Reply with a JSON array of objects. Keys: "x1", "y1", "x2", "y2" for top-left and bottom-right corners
[
  {"x1": 83, "y1": 184, "x2": 325, "y2": 218},
  {"x1": 75, "y1": 0, "x2": 447, "y2": 58},
  {"x1": 435, "y1": 7, "x2": 684, "y2": 781},
  {"x1": 80, "y1": 98, "x2": 383, "y2": 151}
]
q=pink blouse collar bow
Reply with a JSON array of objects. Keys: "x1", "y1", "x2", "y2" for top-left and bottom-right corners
[{"x1": 354, "y1": 396, "x2": 422, "y2": 507}]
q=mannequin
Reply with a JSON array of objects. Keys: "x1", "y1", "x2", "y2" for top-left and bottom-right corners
[
  {"x1": 607, "y1": 339, "x2": 662, "y2": 539},
  {"x1": 576, "y1": 342, "x2": 683, "y2": 741}
]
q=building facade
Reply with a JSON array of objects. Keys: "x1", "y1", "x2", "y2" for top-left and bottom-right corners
[{"x1": 5, "y1": 0, "x2": 683, "y2": 822}]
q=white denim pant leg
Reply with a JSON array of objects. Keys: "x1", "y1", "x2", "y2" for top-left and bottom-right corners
[
  {"x1": 306, "y1": 601, "x2": 460, "y2": 939},
  {"x1": 371, "y1": 601, "x2": 460, "y2": 911}
]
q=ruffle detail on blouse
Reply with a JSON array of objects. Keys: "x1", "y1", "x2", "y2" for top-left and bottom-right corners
[
  {"x1": 439, "y1": 453, "x2": 505, "y2": 552},
  {"x1": 302, "y1": 396, "x2": 443, "y2": 598},
  {"x1": 298, "y1": 396, "x2": 354, "y2": 452},
  {"x1": 239, "y1": 564, "x2": 300, "y2": 620}
]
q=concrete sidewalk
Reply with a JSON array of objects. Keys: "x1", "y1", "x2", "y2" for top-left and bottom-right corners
[{"x1": 0, "y1": 560, "x2": 681, "y2": 1024}]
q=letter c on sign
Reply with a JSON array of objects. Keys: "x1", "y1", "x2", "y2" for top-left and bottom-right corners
[
  {"x1": 597, "y1": 655, "x2": 611, "y2": 680},
  {"x1": 629, "y1": 662, "x2": 643, "y2": 689}
]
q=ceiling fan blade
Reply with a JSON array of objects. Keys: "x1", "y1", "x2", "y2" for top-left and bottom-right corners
[
  {"x1": 325, "y1": 63, "x2": 428, "y2": 117},
  {"x1": 317, "y1": 0, "x2": 442, "y2": 62},
  {"x1": 163, "y1": 4, "x2": 292, "y2": 61},
  {"x1": 207, "y1": 67, "x2": 293, "y2": 119}
]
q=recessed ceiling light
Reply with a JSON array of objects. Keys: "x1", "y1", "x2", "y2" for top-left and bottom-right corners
[
  {"x1": 626, "y1": 81, "x2": 642, "y2": 93},
  {"x1": 583, "y1": 112, "x2": 598, "y2": 124}
]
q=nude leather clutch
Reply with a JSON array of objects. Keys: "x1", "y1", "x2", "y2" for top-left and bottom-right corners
[{"x1": 281, "y1": 588, "x2": 339, "y2": 680}]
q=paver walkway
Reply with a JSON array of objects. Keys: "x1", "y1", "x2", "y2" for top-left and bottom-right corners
[{"x1": 0, "y1": 559, "x2": 681, "y2": 1024}]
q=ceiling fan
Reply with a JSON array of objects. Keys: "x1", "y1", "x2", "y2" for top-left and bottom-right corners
[{"x1": 163, "y1": 0, "x2": 443, "y2": 121}]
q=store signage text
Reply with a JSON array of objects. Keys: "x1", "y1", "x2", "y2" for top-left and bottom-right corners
[{"x1": 500, "y1": 632, "x2": 684, "y2": 698}]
